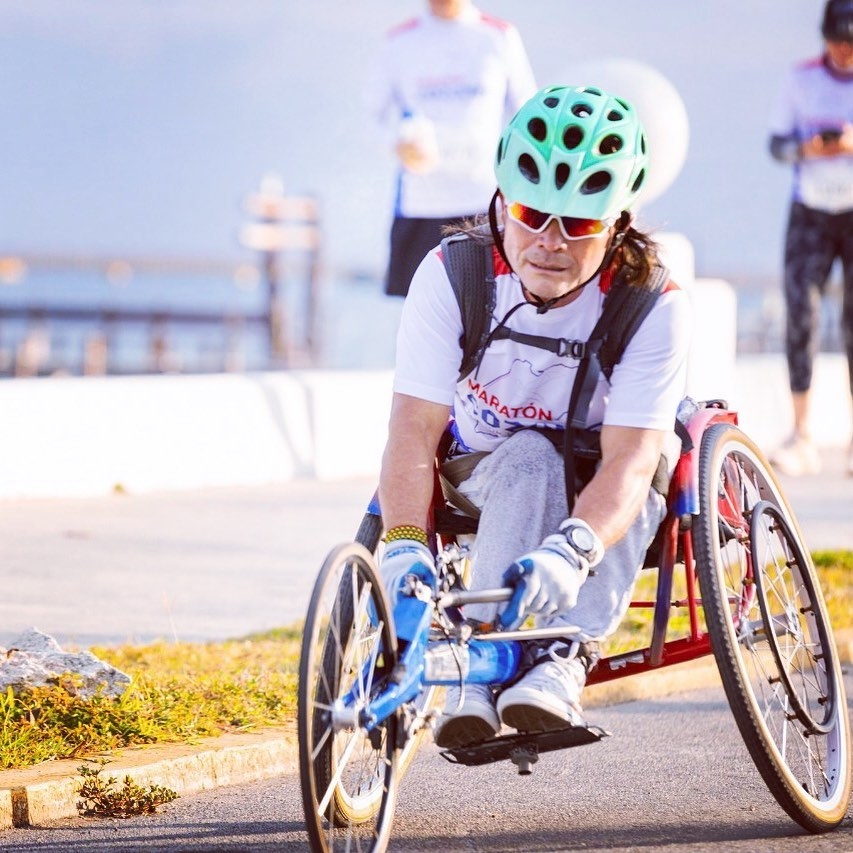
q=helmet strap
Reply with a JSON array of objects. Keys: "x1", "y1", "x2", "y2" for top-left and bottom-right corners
[
  {"x1": 488, "y1": 189, "x2": 514, "y2": 271},
  {"x1": 597, "y1": 211, "x2": 631, "y2": 272}
]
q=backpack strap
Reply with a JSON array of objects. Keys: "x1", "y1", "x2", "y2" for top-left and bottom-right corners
[
  {"x1": 563, "y1": 264, "x2": 670, "y2": 512},
  {"x1": 440, "y1": 229, "x2": 496, "y2": 382},
  {"x1": 440, "y1": 233, "x2": 671, "y2": 511}
]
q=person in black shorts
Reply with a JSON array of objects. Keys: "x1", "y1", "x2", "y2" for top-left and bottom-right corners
[{"x1": 363, "y1": 0, "x2": 536, "y2": 297}]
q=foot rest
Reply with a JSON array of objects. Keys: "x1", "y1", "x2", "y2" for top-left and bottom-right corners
[{"x1": 439, "y1": 724, "x2": 609, "y2": 768}]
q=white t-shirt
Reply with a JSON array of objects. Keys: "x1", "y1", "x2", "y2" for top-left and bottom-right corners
[
  {"x1": 393, "y1": 243, "x2": 691, "y2": 454},
  {"x1": 769, "y1": 56, "x2": 853, "y2": 213},
  {"x1": 363, "y1": 6, "x2": 537, "y2": 218}
]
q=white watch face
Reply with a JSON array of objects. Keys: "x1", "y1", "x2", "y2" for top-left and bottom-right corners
[{"x1": 569, "y1": 526, "x2": 595, "y2": 553}]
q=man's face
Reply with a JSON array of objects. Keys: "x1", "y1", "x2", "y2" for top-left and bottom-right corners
[
  {"x1": 827, "y1": 38, "x2": 853, "y2": 70},
  {"x1": 501, "y1": 203, "x2": 613, "y2": 305},
  {"x1": 428, "y1": 0, "x2": 466, "y2": 20}
]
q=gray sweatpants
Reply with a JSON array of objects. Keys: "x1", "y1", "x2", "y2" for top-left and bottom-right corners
[{"x1": 456, "y1": 430, "x2": 667, "y2": 641}]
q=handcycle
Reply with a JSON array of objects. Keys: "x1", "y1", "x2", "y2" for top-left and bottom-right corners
[{"x1": 297, "y1": 400, "x2": 852, "y2": 851}]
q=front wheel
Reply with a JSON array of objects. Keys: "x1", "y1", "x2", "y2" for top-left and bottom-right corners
[
  {"x1": 298, "y1": 542, "x2": 399, "y2": 852},
  {"x1": 693, "y1": 423, "x2": 851, "y2": 833},
  {"x1": 355, "y1": 509, "x2": 439, "y2": 779}
]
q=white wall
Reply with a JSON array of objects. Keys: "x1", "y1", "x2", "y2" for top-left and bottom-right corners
[
  {"x1": 1, "y1": 271, "x2": 849, "y2": 499},
  {"x1": 0, "y1": 371, "x2": 392, "y2": 499}
]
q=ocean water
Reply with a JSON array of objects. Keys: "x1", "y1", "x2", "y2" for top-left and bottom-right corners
[
  {"x1": 0, "y1": 264, "x2": 845, "y2": 377},
  {"x1": 0, "y1": 262, "x2": 404, "y2": 376}
]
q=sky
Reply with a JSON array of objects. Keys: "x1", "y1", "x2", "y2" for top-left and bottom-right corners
[{"x1": 0, "y1": 1, "x2": 824, "y2": 283}]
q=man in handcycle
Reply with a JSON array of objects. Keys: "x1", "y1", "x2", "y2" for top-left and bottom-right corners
[{"x1": 378, "y1": 84, "x2": 691, "y2": 749}]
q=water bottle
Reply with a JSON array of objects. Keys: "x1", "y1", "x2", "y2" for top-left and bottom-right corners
[
  {"x1": 397, "y1": 111, "x2": 439, "y2": 174},
  {"x1": 424, "y1": 639, "x2": 521, "y2": 685}
]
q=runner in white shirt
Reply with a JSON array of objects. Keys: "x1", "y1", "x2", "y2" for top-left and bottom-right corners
[
  {"x1": 364, "y1": 0, "x2": 536, "y2": 296},
  {"x1": 377, "y1": 85, "x2": 691, "y2": 748},
  {"x1": 768, "y1": 0, "x2": 853, "y2": 477}
]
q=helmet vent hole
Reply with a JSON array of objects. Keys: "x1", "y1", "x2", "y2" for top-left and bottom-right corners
[
  {"x1": 518, "y1": 153, "x2": 540, "y2": 184},
  {"x1": 571, "y1": 102, "x2": 593, "y2": 118},
  {"x1": 562, "y1": 125, "x2": 584, "y2": 150},
  {"x1": 607, "y1": 109, "x2": 623, "y2": 122},
  {"x1": 599, "y1": 134, "x2": 623, "y2": 155},
  {"x1": 496, "y1": 138, "x2": 505, "y2": 163},
  {"x1": 554, "y1": 162, "x2": 571, "y2": 190},
  {"x1": 527, "y1": 117, "x2": 548, "y2": 142},
  {"x1": 581, "y1": 170, "x2": 612, "y2": 195},
  {"x1": 631, "y1": 169, "x2": 646, "y2": 194},
  {"x1": 640, "y1": 134, "x2": 647, "y2": 154},
  {"x1": 543, "y1": 95, "x2": 560, "y2": 108}
]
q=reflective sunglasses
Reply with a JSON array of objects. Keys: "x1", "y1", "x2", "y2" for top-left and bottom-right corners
[{"x1": 506, "y1": 200, "x2": 614, "y2": 241}]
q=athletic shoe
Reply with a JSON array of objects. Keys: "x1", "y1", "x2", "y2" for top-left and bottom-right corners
[
  {"x1": 433, "y1": 684, "x2": 500, "y2": 748},
  {"x1": 497, "y1": 642, "x2": 587, "y2": 732},
  {"x1": 770, "y1": 435, "x2": 821, "y2": 476}
]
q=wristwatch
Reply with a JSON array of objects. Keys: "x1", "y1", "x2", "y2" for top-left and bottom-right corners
[
  {"x1": 559, "y1": 520, "x2": 603, "y2": 565},
  {"x1": 565, "y1": 524, "x2": 596, "y2": 556}
]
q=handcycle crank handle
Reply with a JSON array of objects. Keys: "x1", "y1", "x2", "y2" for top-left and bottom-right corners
[
  {"x1": 437, "y1": 587, "x2": 584, "y2": 641},
  {"x1": 437, "y1": 586, "x2": 513, "y2": 610}
]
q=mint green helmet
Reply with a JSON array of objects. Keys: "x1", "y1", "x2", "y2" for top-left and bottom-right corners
[{"x1": 495, "y1": 85, "x2": 648, "y2": 220}]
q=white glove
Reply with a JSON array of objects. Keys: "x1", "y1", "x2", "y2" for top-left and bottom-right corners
[
  {"x1": 499, "y1": 519, "x2": 603, "y2": 630},
  {"x1": 379, "y1": 539, "x2": 436, "y2": 606}
]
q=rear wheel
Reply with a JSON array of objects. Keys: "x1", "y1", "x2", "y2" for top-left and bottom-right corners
[
  {"x1": 298, "y1": 542, "x2": 399, "y2": 852},
  {"x1": 693, "y1": 423, "x2": 851, "y2": 832}
]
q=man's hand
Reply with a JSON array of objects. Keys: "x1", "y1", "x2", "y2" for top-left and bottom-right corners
[
  {"x1": 379, "y1": 539, "x2": 436, "y2": 606},
  {"x1": 498, "y1": 520, "x2": 604, "y2": 630}
]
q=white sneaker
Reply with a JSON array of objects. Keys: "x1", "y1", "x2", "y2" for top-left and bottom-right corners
[
  {"x1": 497, "y1": 642, "x2": 587, "y2": 732},
  {"x1": 433, "y1": 683, "x2": 500, "y2": 748},
  {"x1": 770, "y1": 435, "x2": 821, "y2": 476}
]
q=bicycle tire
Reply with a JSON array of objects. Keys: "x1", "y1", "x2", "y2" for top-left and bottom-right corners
[
  {"x1": 693, "y1": 423, "x2": 851, "y2": 832},
  {"x1": 355, "y1": 509, "x2": 439, "y2": 781},
  {"x1": 298, "y1": 542, "x2": 399, "y2": 852},
  {"x1": 355, "y1": 511, "x2": 383, "y2": 554}
]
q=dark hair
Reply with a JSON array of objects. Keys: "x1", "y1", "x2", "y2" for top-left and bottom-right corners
[
  {"x1": 611, "y1": 225, "x2": 660, "y2": 288},
  {"x1": 823, "y1": 0, "x2": 853, "y2": 41}
]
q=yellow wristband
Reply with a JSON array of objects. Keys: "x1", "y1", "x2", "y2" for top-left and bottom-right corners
[{"x1": 384, "y1": 525, "x2": 428, "y2": 545}]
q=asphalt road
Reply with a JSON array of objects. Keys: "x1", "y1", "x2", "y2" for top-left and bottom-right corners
[
  {"x1": 0, "y1": 674, "x2": 851, "y2": 852},
  {"x1": 0, "y1": 478, "x2": 378, "y2": 648},
  {"x1": 0, "y1": 448, "x2": 851, "y2": 649}
]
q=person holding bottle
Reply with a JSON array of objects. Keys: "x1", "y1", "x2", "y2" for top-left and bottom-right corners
[{"x1": 364, "y1": 0, "x2": 536, "y2": 297}]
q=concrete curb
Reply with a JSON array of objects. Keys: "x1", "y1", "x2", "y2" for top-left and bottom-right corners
[
  {"x1": 0, "y1": 727, "x2": 297, "y2": 829},
  {"x1": 2, "y1": 631, "x2": 851, "y2": 829}
]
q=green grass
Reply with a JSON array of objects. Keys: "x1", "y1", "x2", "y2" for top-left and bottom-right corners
[
  {"x1": 604, "y1": 548, "x2": 853, "y2": 658},
  {"x1": 2, "y1": 554, "x2": 851, "y2": 772},
  {"x1": 0, "y1": 628, "x2": 302, "y2": 770}
]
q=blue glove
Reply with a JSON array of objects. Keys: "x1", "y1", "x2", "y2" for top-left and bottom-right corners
[
  {"x1": 498, "y1": 520, "x2": 604, "y2": 630},
  {"x1": 379, "y1": 539, "x2": 436, "y2": 606}
]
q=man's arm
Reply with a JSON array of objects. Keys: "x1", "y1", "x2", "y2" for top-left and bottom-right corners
[
  {"x1": 572, "y1": 423, "x2": 668, "y2": 547},
  {"x1": 379, "y1": 392, "x2": 452, "y2": 531}
]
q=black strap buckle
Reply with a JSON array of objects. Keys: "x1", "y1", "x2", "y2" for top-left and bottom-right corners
[{"x1": 556, "y1": 339, "x2": 586, "y2": 359}]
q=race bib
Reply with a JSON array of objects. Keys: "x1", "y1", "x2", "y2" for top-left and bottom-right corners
[{"x1": 799, "y1": 157, "x2": 853, "y2": 213}]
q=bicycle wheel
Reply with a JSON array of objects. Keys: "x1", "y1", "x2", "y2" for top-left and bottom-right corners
[
  {"x1": 355, "y1": 509, "x2": 438, "y2": 777},
  {"x1": 355, "y1": 510, "x2": 383, "y2": 554},
  {"x1": 298, "y1": 542, "x2": 399, "y2": 852},
  {"x1": 693, "y1": 423, "x2": 851, "y2": 832}
]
